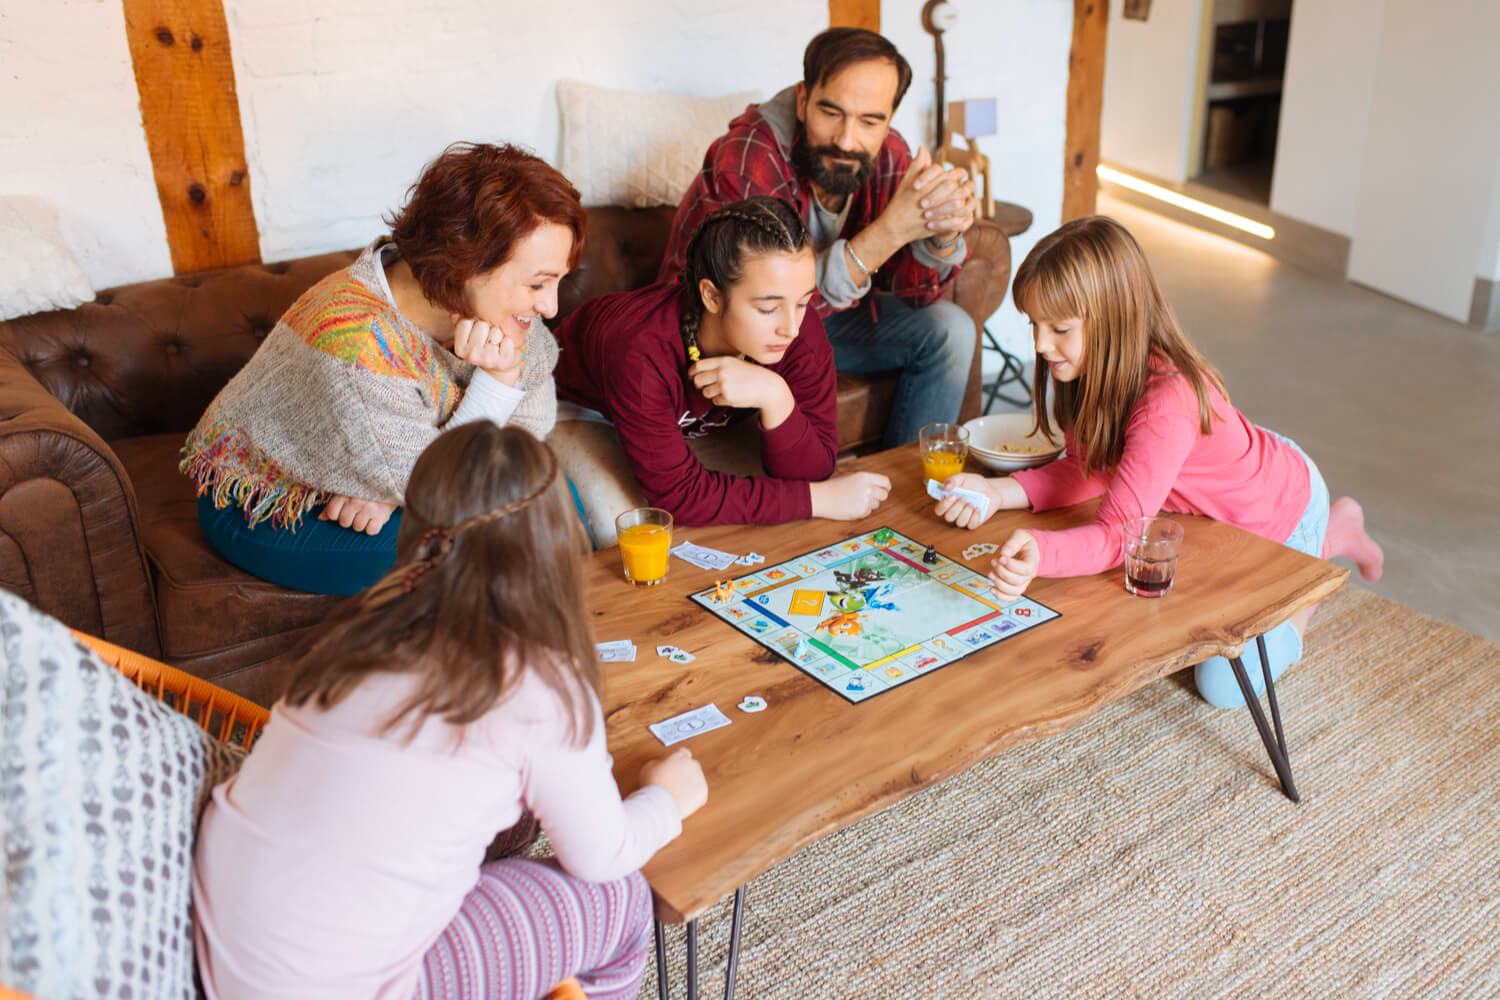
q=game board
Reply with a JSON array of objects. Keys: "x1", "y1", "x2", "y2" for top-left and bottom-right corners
[{"x1": 689, "y1": 527, "x2": 1060, "y2": 703}]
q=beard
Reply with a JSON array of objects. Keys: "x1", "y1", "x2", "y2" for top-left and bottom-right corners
[{"x1": 791, "y1": 132, "x2": 873, "y2": 197}]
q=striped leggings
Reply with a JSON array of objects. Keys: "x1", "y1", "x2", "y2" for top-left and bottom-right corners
[{"x1": 415, "y1": 858, "x2": 653, "y2": 1000}]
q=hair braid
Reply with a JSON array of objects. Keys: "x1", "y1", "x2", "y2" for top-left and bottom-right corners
[{"x1": 677, "y1": 196, "x2": 810, "y2": 362}]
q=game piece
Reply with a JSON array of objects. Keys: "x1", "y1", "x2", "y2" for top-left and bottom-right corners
[
  {"x1": 688, "y1": 528, "x2": 1059, "y2": 704},
  {"x1": 711, "y1": 579, "x2": 737, "y2": 604},
  {"x1": 872, "y1": 528, "x2": 894, "y2": 546},
  {"x1": 649, "y1": 704, "x2": 731, "y2": 746},
  {"x1": 962, "y1": 542, "x2": 999, "y2": 560},
  {"x1": 737, "y1": 696, "x2": 767, "y2": 713},
  {"x1": 734, "y1": 551, "x2": 765, "y2": 566},
  {"x1": 923, "y1": 545, "x2": 938, "y2": 564}
]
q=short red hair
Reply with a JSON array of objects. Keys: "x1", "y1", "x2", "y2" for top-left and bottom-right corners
[{"x1": 388, "y1": 142, "x2": 587, "y2": 316}]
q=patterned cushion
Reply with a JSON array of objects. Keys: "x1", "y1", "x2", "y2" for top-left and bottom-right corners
[{"x1": 0, "y1": 591, "x2": 245, "y2": 999}]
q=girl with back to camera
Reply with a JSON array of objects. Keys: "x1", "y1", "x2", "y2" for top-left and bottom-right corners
[
  {"x1": 933, "y1": 216, "x2": 1383, "y2": 708},
  {"x1": 552, "y1": 195, "x2": 890, "y2": 540},
  {"x1": 192, "y1": 421, "x2": 707, "y2": 1000}
]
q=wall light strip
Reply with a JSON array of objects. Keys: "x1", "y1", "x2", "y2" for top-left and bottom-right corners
[{"x1": 1097, "y1": 165, "x2": 1276, "y2": 240}]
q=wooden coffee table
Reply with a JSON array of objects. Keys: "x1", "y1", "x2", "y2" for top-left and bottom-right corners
[{"x1": 585, "y1": 444, "x2": 1347, "y2": 999}]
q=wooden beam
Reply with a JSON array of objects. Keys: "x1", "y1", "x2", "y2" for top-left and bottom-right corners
[
  {"x1": 1063, "y1": 0, "x2": 1109, "y2": 221},
  {"x1": 829, "y1": 0, "x2": 879, "y2": 31},
  {"x1": 123, "y1": 0, "x2": 260, "y2": 273}
]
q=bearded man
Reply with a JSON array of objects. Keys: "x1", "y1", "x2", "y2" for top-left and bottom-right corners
[{"x1": 660, "y1": 27, "x2": 978, "y2": 448}]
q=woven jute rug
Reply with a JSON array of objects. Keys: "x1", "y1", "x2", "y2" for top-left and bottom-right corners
[{"x1": 639, "y1": 585, "x2": 1500, "y2": 999}]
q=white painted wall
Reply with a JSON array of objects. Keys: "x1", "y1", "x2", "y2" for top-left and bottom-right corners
[
  {"x1": 1346, "y1": 0, "x2": 1500, "y2": 323},
  {"x1": 226, "y1": 0, "x2": 823, "y2": 263},
  {"x1": 1481, "y1": 156, "x2": 1500, "y2": 284},
  {"x1": 1268, "y1": 0, "x2": 1383, "y2": 238},
  {"x1": 1099, "y1": 0, "x2": 1205, "y2": 183},
  {"x1": 0, "y1": 0, "x2": 171, "y2": 290},
  {"x1": 883, "y1": 0, "x2": 1073, "y2": 363}
]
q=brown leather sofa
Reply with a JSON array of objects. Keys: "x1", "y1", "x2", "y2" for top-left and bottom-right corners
[{"x1": 0, "y1": 206, "x2": 1010, "y2": 705}]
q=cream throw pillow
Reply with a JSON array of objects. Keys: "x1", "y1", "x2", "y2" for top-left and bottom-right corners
[
  {"x1": 557, "y1": 80, "x2": 761, "y2": 208},
  {"x1": 0, "y1": 197, "x2": 94, "y2": 321}
]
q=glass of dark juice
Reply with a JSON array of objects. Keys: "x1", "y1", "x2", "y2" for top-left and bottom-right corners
[{"x1": 1122, "y1": 516, "x2": 1185, "y2": 598}]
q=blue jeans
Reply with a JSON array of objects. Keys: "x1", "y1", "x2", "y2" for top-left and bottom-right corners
[
  {"x1": 198, "y1": 481, "x2": 596, "y2": 596},
  {"x1": 1193, "y1": 435, "x2": 1331, "y2": 708},
  {"x1": 821, "y1": 294, "x2": 976, "y2": 448}
]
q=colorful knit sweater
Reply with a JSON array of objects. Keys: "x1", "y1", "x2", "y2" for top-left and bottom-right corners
[{"x1": 180, "y1": 241, "x2": 559, "y2": 530}]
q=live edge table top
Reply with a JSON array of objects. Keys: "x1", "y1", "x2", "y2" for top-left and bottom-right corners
[{"x1": 585, "y1": 444, "x2": 1348, "y2": 923}]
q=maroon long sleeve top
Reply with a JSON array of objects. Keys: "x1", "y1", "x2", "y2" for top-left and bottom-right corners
[{"x1": 553, "y1": 282, "x2": 839, "y2": 526}]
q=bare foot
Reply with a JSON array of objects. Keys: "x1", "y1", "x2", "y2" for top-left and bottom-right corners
[{"x1": 1322, "y1": 497, "x2": 1384, "y2": 581}]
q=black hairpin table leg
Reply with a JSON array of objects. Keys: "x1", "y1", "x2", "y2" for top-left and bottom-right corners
[
  {"x1": 653, "y1": 886, "x2": 748, "y2": 1000},
  {"x1": 1228, "y1": 633, "x2": 1300, "y2": 802}
]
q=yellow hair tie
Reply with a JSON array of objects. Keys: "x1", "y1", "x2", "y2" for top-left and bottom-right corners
[{"x1": 687, "y1": 345, "x2": 701, "y2": 362}]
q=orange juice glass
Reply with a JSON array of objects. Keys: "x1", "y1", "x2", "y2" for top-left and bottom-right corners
[
  {"x1": 615, "y1": 507, "x2": 672, "y2": 586},
  {"x1": 919, "y1": 423, "x2": 969, "y2": 485}
]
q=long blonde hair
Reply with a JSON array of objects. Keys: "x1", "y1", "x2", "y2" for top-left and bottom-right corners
[
  {"x1": 283, "y1": 422, "x2": 599, "y2": 744},
  {"x1": 1012, "y1": 215, "x2": 1227, "y2": 476}
]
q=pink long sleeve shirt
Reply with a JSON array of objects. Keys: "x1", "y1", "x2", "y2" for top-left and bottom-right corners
[
  {"x1": 1011, "y1": 367, "x2": 1310, "y2": 578},
  {"x1": 192, "y1": 669, "x2": 680, "y2": 1000}
]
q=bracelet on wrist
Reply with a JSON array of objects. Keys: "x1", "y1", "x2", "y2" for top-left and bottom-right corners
[
  {"x1": 927, "y1": 233, "x2": 961, "y2": 251},
  {"x1": 845, "y1": 241, "x2": 873, "y2": 279}
]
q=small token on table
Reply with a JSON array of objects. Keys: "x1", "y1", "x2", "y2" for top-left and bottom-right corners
[
  {"x1": 923, "y1": 545, "x2": 938, "y2": 564},
  {"x1": 738, "y1": 696, "x2": 767, "y2": 713},
  {"x1": 872, "y1": 528, "x2": 893, "y2": 545}
]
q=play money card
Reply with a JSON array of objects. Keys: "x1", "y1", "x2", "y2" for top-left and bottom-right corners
[{"x1": 649, "y1": 703, "x2": 732, "y2": 746}]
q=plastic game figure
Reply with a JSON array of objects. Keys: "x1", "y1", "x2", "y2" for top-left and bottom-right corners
[
  {"x1": 872, "y1": 528, "x2": 894, "y2": 546},
  {"x1": 817, "y1": 612, "x2": 865, "y2": 637},
  {"x1": 923, "y1": 545, "x2": 938, "y2": 564},
  {"x1": 712, "y1": 579, "x2": 737, "y2": 604}
]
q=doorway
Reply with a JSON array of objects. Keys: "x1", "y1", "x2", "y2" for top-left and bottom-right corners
[{"x1": 1192, "y1": 0, "x2": 1291, "y2": 204}]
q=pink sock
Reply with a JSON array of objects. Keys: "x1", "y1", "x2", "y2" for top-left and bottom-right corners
[{"x1": 1322, "y1": 497, "x2": 1384, "y2": 581}]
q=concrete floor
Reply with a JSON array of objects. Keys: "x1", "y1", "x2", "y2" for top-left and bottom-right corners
[{"x1": 991, "y1": 194, "x2": 1500, "y2": 641}]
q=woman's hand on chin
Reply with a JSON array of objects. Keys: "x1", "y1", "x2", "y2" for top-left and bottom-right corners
[
  {"x1": 320, "y1": 495, "x2": 397, "y2": 535},
  {"x1": 450, "y1": 314, "x2": 525, "y2": 387}
]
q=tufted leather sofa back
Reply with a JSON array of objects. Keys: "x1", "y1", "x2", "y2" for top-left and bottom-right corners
[{"x1": 0, "y1": 206, "x2": 679, "y2": 443}]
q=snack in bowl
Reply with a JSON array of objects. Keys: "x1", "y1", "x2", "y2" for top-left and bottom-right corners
[{"x1": 962, "y1": 413, "x2": 1064, "y2": 473}]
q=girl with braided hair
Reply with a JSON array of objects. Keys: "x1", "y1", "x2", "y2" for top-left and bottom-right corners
[
  {"x1": 192, "y1": 420, "x2": 706, "y2": 1000},
  {"x1": 553, "y1": 195, "x2": 890, "y2": 538}
]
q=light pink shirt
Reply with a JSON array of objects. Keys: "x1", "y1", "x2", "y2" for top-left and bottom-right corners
[
  {"x1": 1011, "y1": 368, "x2": 1310, "y2": 578},
  {"x1": 192, "y1": 669, "x2": 680, "y2": 1000}
]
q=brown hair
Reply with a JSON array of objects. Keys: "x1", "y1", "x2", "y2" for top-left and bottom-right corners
[
  {"x1": 803, "y1": 27, "x2": 913, "y2": 110},
  {"x1": 283, "y1": 422, "x2": 599, "y2": 744},
  {"x1": 1012, "y1": 215, "x2": 1228, "y2": 476},
  {"x1": 387, "y1": 142, "x2": 587, "y2": 318},
  {"x1": 677, "y1": 196, "x2": 811, "y2": 360}
]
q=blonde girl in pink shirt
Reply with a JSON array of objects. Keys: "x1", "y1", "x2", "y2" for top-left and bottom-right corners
[
  {"x1": 933, "y1": 216, "x2": 1382, "y2": 707},
  {"x1": 192, "y1": 421, "x2": 707, "y2": 1000}
]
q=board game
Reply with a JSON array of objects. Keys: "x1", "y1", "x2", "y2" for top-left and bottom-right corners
[{"x1": 688, "y1": 527, "x2": 1060, "y2": 703}]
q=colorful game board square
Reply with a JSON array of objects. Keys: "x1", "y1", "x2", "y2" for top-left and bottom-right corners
[
  {"x1": 765, "y1": 568, "x2": 788, "y2": 580},
  {"x1": 788, "y1": 589, "x2": 825, "y2": 616},
  {"x1": 959, "y1": 628, "x2": 996, "y2": 647},
  {"x1": 933, "y1": 567, "x2": 962, "y2": 582},
  {"x1": 922, "y1": 635, "x2": 961, "y2": 661},
  {"x1": 814, "y1": 548, "x2": 841, "y2": 562},
  {"x1": 809, "y1": 659, "x2": 845, "y2": 678},
  {"x1": 793, "y1": 560, "x2": 822, "y2": 576},
  {"x1": 841, "y1": 540, "x2": 863, "y2": 552},
  {"x1": 746, "y1": 617, "x2": 774, "y2": 634}
]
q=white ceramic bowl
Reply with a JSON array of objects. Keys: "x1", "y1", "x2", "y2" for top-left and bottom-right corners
[{"x1": 962, "y1": 414, "x2": 1063, "y2": 473}]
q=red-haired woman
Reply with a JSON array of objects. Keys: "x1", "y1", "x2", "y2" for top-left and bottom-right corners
[{"x1": 181, "y1": 142, "x2": 587, "y2": 595}]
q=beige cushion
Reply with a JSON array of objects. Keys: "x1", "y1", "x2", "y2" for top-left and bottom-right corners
[
  {"x1": 549, "y1": 417, "x2": 765, "y2": 548},
  {"x1": 556, "y1": 80, "x2": 760, "y2": 208},
  {"x1": 0, "y1": 197, "x2": 94, "y2": 320}
]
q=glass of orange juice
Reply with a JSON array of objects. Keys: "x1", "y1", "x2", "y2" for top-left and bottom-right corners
[
  {"x1": 919, "y1": 423, "x2": 969, "y2": 485},
  {"x1": 615, "y1": 507, "x2": 673, "y2": 586}
]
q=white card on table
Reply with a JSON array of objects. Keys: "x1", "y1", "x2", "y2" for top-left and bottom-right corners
[
  {"x1": 649, "y1": 703, "x2": 731, "y2": 746},
  {"x1": 670, "y1": 541, "x2": 739, "y2": 571},
  {"x1": 596, "y1": 640, "x2": 637, "y2": 662}
]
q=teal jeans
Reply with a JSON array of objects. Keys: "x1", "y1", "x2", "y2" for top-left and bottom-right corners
[
  {"x1": 1192, "y1": 435, "x2": 1331, "y2": 708},
  {"x1": 198, "y1": 479, "x2": 595, "y2": 596}
]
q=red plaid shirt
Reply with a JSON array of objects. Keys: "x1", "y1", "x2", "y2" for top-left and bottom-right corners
[{"x1": 658, "y1": 101, "x2": 967, "y2": 317}]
